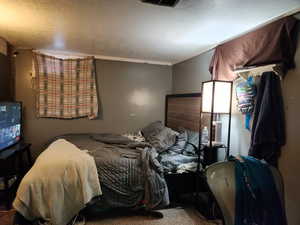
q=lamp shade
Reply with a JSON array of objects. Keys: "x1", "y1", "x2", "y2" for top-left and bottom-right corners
[{"x1": 202, "y1": 80, "x2": 232, "y2": 113}]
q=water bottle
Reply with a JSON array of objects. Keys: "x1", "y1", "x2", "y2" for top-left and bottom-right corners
[{"x1": 202, "y1": 126, "x2": 209, "y2": 144}]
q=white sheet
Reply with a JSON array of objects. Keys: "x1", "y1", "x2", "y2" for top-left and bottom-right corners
[{"x1": 13, "y1": 139, "x2": 102, "y2": 225}]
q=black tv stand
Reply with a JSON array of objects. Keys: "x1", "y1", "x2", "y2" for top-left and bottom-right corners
[
  {"x1": 0, "y1": 142, "x2": 32, "y2": 163},
  {"x1": 0, "y1": 142, "x2": 32, "y2": 209}
]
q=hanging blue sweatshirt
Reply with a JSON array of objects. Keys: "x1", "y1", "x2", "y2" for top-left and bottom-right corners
[{"x1": 231, "y1": 156, "x2": 287, "y2": 225}]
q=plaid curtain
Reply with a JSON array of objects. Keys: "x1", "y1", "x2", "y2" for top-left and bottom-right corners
[{"x1": 33, "y1": 53, "x2": 99, "y2": 119}]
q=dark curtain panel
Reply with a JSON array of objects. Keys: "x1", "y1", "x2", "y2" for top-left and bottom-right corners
[
  {"x1": 209, "y1": 17, "x2": 298, "y2": 81},
  {"x1": 249, "y1": 72, "x2": 285, "y2": 166}
]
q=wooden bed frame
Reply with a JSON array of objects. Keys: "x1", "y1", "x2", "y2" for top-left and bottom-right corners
[
  {"x1": 165, "y1": 93, "x2": 202, "y2": 133},
  {"x1": 164, "y1": 93, "x2": 221, "y2": 212},
  {"x1": 164, "y1": 93, "x2": 203, "y2": 203}
]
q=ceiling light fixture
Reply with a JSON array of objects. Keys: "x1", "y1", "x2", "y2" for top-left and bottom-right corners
[{"x1": 141, "y1": 0, "x2": 180, "y2": 7}]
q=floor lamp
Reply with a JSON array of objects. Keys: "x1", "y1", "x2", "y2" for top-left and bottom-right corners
[{"x1": 200, "y1": 80, "x2": 233, "y2": 165}]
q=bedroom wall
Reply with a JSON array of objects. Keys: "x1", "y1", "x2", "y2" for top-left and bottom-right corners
[
  {"x1": 279, "y1": 25, "x2": 300, "y2": 225},
  {"x1": 172, "y1": 50, "x2": 213, "y2": 94},
  {"x1": 171, "y1": 25, "x2": 300, "y2": 225},
  {"x1": 0, "y1": 52, "x2": 11, "y2": 100},
  {"x1": 172, "y1": 50, "x2": 250, "y2": 157},
  {"x1": 0, "y1": 40, "x2": 14, "y2": 101},
  {"x1": 15, "y1": 50, "x2": 172, "y2": 157}
]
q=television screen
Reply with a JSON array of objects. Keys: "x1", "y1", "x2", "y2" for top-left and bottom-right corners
[{"x1": 0, "y1": 102, "x2": 22, "y2": 151}]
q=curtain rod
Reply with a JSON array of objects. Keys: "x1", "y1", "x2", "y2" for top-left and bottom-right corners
[{"x1": 233, "y1": 63, "x2": 284, "y2": 80}]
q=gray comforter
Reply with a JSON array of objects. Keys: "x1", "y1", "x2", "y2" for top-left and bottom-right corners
[{"x1": 50, "y1": 133, "x2": 169, "y2": 210}]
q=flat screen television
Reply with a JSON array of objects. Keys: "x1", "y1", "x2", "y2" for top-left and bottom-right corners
[{"x1": 0, "y1": 102, "x2": 22, "y2": 151}]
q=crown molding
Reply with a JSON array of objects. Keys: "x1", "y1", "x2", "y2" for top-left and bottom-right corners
[{"x1": 34, "y1": 49, "x2": 172, "y2": 66}]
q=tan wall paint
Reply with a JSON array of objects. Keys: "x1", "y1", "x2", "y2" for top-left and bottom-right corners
[
  {"x1": 172, "y1": 50, "x2": 213, "y2": 94},
  {"x1": 172, "y1": 26, "x2": 300, "y2": 225},
  {"x1": 0, "y1": 41, "x2": 14, "y2": 101},
  {"x1": 0, "y1": 52, "x2": 11, "y2": 100},
  {"x1": 279, "y1": 26, "x2": 300, "y2": 225},
  {"x1": 15, "y1": 50, "x2": 172, "y2": 157}
]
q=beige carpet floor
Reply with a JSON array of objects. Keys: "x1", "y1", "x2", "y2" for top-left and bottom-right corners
[
  {"x1": 0, "y1": 207, "x2": 222, "y2": 225},
  {"x1": 86, "y1": 207, "x2": 221, "y2": 225}
]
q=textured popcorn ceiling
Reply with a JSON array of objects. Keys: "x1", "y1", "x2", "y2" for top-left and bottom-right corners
[{"x1": 0, "y1": 0, "x2": 299, "y2": 65}]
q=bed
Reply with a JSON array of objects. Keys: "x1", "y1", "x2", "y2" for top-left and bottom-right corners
[
  {"x1": 14, "y1": 93, "x2": 208, "y2": 224},
  {"x1": 60, "y1": 93, "x2": 206, "y2": 208}
]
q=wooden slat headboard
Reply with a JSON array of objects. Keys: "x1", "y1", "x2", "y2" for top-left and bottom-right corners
[{"x1": 165, "y1": 93, "x2": 201, "y2": 132}]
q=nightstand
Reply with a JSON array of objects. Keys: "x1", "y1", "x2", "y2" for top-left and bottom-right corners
[
  {"x1": 202, "y1": 143, "x2": 227, "y2": 167},
  {"x1": 0, "y1": 142, "x2": 32, "y2": 209}
]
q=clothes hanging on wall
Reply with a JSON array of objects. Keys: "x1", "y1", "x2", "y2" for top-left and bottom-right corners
[
  {"x1": 249, "y1": 72, "x2": 285, "y2": 166},
  {"x1": 235, "y1": 76, "x2": 256, "y2": 130}
]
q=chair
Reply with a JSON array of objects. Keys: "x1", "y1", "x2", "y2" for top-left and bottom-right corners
[{"x1": 206, "y1": 161, "x2": 285, "y2": 225}]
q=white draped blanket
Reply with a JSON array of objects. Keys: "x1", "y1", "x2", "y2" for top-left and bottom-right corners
[{"x1": 13, "y1": 139, "x2": 102, "y2": 225}]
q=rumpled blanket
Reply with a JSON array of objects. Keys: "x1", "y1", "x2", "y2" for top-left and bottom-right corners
[
  {"x1": 53, "y1": 133, "x2": 170, "y2": 210},
  {"x1": 13, "y1": 139, "x2": 101, "y2": 225},
  {"x1": 158, "y1": 151, "x2": 198, "y2": 173}
]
